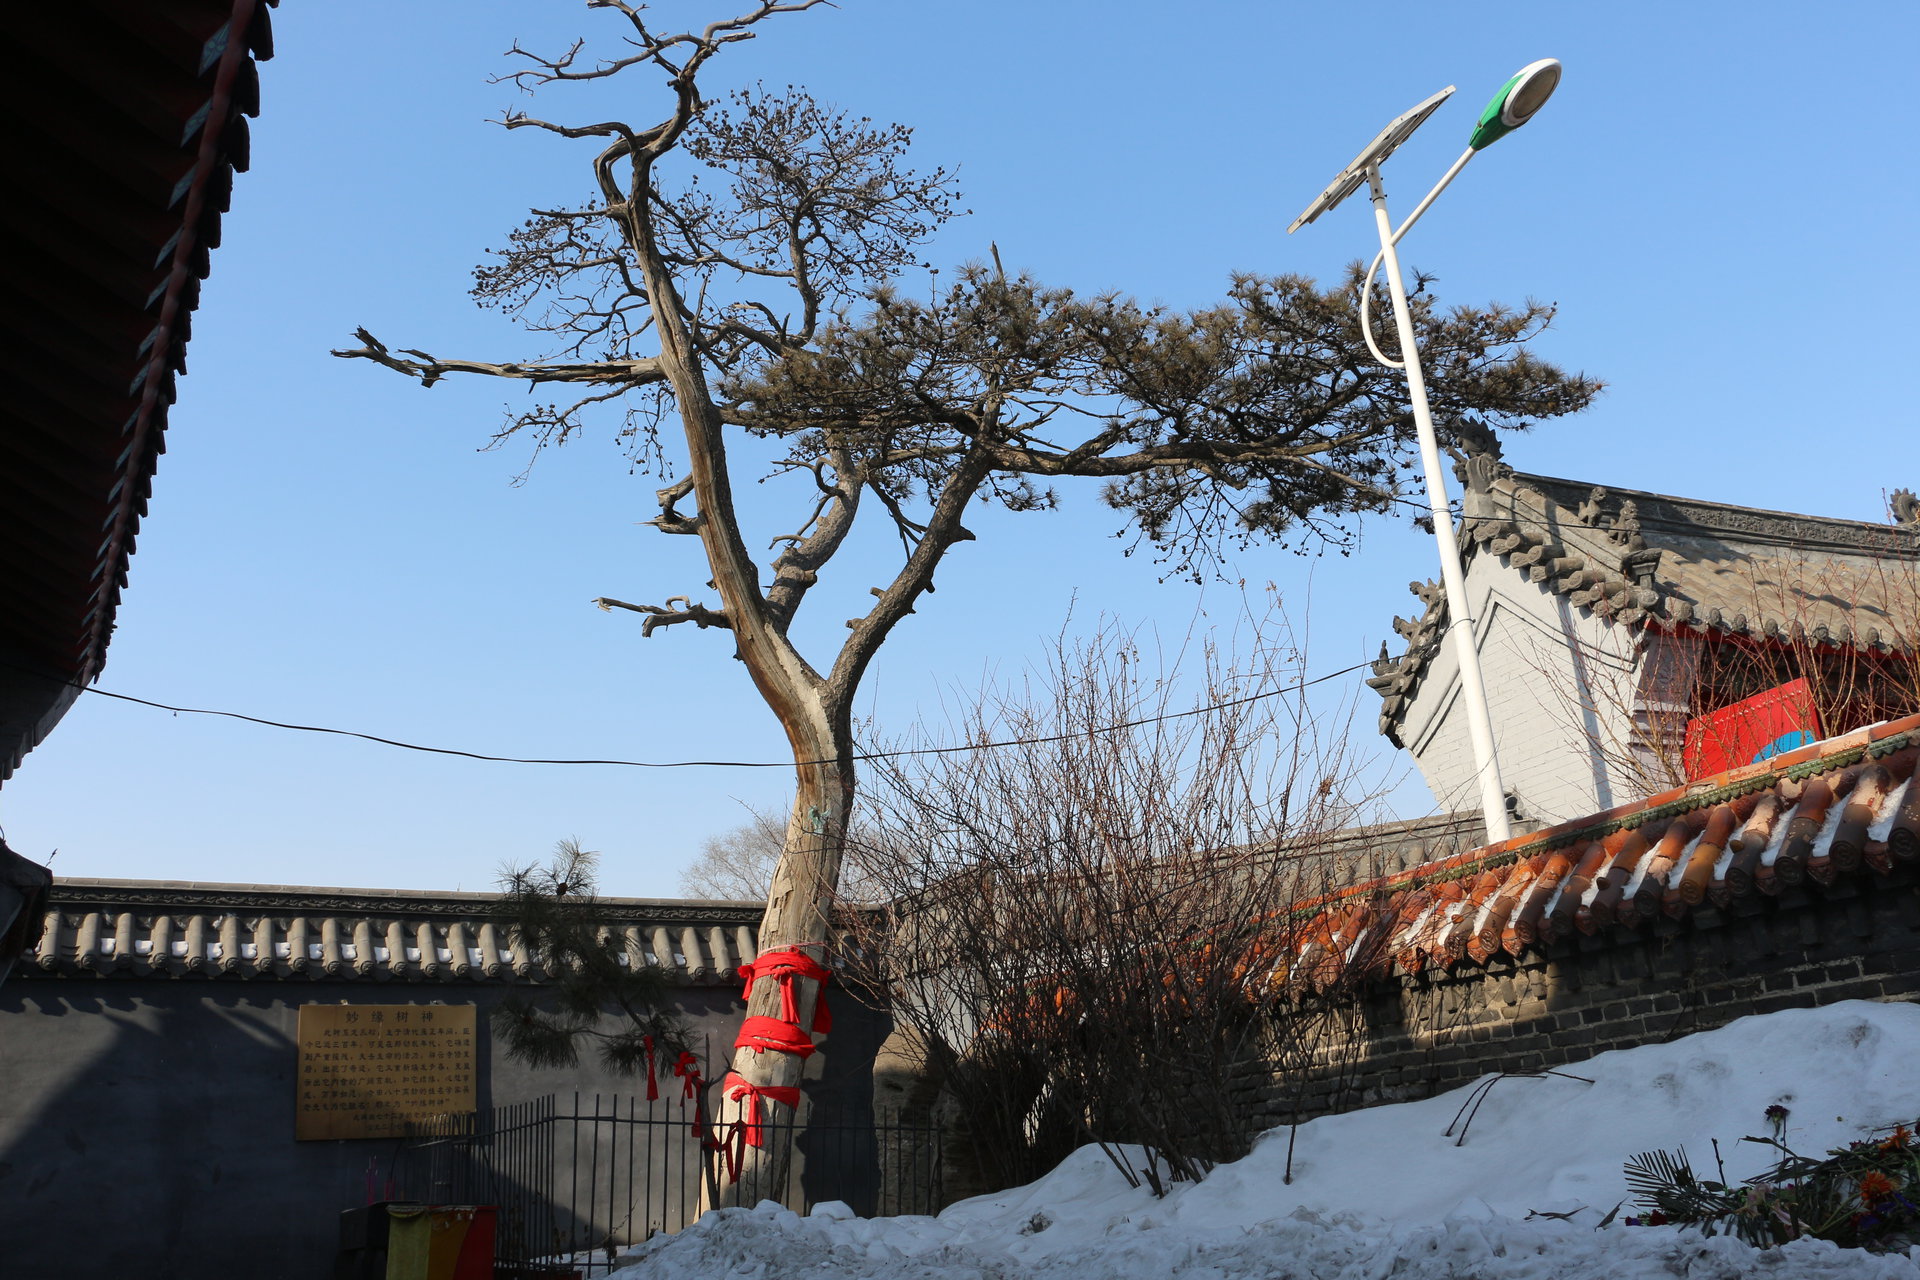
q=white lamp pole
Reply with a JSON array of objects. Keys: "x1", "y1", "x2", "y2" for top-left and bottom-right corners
[
  {"x1": 1289, "y1": 59, "x2": 1563, "y2": 848},
  {"x1": 1365, "y1": 165, "x2": 1511, "y2": 845}
]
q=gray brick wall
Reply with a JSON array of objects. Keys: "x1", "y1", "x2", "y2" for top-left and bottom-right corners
[{"x1": 1236, "y1": 869, "x2": 1920, "y2": 1126}]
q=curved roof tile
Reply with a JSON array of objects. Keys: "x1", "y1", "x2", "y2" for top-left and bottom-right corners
[
  {"x1": 1281, "y1": 712, "x2": 1920, "y2": 987},
  {"x1": 21, "y1": 880, "x2": 776, "y2": 986}
]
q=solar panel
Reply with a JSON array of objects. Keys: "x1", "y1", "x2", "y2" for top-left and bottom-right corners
[{"x1": 1287, "y1": 85, "x2": 1455, "y2": 233}]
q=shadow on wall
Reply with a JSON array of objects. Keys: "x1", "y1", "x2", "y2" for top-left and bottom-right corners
[
  {"x1": 0, "y1": 986, "x2": 512, "y2": 1280},
  {"x1": 0, "y1": 981, "x2": 891, "y2": 1280}
]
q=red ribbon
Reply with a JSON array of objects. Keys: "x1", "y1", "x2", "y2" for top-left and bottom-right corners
[
  {"x1": 737, "y1": 948, "x2": 833, "y2": 1034},
  {"x1": 721, "y1": 1071, "x2": 800, "y2": 1150},
  {"x1": 709, "y1": 1123, "x2": 744, "y2": 1183},
  {"x1": 643, "y1": 1035, "x2": 658, "y2": 1102},
  {"x1": 734, "y1": 1014, "x2": 818, "y2": 1059},
  {"x1": 673, "y1": 1051, "x2": 716, "y2": 1144},
  {"x1": 673, "y1": 1051, "x2": 703, "y2": 1101}
]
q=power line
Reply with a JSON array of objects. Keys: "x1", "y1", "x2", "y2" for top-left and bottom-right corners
[{"x1": 42, "y1": 656, "x2": 1379, "y2": 771}]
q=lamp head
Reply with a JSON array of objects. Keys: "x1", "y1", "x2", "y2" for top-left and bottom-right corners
[{"x1": 1468, "y1": 58, "x2": 1561, "y2": 151}]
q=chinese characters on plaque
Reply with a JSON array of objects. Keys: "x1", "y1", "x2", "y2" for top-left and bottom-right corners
[{"x1": 294, "y1": 1003, "x2": 477, "y2": 1140}]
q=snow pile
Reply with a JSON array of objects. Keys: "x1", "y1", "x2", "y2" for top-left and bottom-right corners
[{"x1": 611, "y1": 1001, "x2": 1920, "y2": 1278}]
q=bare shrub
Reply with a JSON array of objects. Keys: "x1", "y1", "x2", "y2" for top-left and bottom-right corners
[
  {"x1": 840, "y1": 605, "x2": 1386, "y2": 1193},
  {"x1": 680, "y1": 807, "x2": 788, "y2": 902}
]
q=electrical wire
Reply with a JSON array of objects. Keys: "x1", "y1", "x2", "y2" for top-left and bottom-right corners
[{"x1": 24, "y1": 655, "x2": 1380, "y2": 772}]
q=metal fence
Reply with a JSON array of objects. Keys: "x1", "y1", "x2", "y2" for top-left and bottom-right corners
[{"x1": 394, "y1": 1092, "x2": 943, "y2": 1276}]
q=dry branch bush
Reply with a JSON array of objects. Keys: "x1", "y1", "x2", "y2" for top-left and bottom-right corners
[
  {"x1": 839, "y1": 605, "x2": 1390, "y2": 1193},
  {"x1": 680, "y1": 807, "x2": 788, "y2": 902},
  {"x1": 333, "y1": 1, "x2": 1595, "y2": 1200}
]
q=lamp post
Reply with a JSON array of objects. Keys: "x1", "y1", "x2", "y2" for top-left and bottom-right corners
[{"x1": 1288, "y1": 60, "x2": 1563, "y2": 848}]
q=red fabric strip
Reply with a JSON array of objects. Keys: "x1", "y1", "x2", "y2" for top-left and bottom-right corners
[
  {"x1": 735, "y1": 1014, "x2": 816, "y2": 1059},
  {"x1": 673, "y1": 1051, "x2": 703, "y2": 1101},
  {"x1": 738, "y1": 948, "x2": 833, "y2": 1034},
  {"x1": 721, "y1": 1071, "x2": 800, "y2": 1150}
]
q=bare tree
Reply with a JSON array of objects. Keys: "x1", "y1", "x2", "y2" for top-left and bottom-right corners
[
  {"x1": 334, "y1": 1, "x2": 1597, "y2": 1198},
  {"x1": 683, "y1": 804, "x2": 888, "y2": 902},
  {"x1": 841, "y1": 608, "x2": 1389, "y2": 1193},
  {"x1": 680, "y1": 807, "x2": 786, "y2": 901}
]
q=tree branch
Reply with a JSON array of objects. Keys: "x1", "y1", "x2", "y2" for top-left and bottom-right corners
[
  {"x1": 644, "y1": 476, "x2": 704, "y2": 535},
  {"x1": 331, "y1": 328, "x2": 663, "y2": 389},
  {"x1": 764, "y1": 449, "x2": 861, "y2": 632},
  {"x1": 593, "y1": 594, "x2": 733, "y2": 638}
]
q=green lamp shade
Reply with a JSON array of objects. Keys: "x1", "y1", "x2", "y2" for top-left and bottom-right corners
[{"x1": 1468, "y1": 58, "x2": 1562, "y2": 151}]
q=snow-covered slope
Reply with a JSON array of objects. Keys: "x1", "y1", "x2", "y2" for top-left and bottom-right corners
[{"x1": 611, "y1": 1001, "x2": 1920, "y2": 1278}]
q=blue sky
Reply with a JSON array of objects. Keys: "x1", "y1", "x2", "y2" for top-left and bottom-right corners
[{"x1": 4, "y1": 1, "x2": 1914, "y2": 897}]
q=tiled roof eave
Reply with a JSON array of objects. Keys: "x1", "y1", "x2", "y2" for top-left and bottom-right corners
[
  {"x1": 1276, "y1": 712, "x2": 1920, "y2": 991},
  {"x1": 19, "y1": 881, "x2": 797, "y2": 987},
  {"x1": 3, "y1": 0, "x2": 279, "y2": 783},
  {"x1": 1368, "y1": 466, "x2": 1920, "y2": 736}
]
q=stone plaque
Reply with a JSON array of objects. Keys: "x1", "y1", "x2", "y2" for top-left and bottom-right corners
[{"x1": 295, "y1": 1003, "x2": 477, "y2": 1141}]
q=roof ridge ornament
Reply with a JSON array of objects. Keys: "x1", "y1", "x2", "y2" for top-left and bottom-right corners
[
  {"x1": 1892, "y1": 488, "x2": 1920, "y2": 528},
  {"x1": 1459, "y1": 450, "x2": 1513, "y2": 519},
  {"x1": 1606, "y1": 499, "x2": 1646, "y2": 550}
]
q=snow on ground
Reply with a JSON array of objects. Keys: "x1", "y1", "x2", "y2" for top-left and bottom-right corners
[{"x1": 611, "y1": 1001, "x2": 1920, "y2": 1278}]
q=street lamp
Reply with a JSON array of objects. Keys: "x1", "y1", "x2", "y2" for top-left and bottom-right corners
[{"x1": 1288, "y1": 60, "x2": 1563, "y2": 848}]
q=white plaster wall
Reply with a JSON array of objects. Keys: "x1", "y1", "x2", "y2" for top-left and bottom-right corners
[{"x1": 1399, "y1": 553, "x2": 1648, "y2": 827}]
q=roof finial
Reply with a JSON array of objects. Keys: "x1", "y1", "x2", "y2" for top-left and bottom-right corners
[
  {"x1": 1607, "y1": 498, "x2": 1647, "y2": 552},
  {"x1": 1892, "y1": 488, "x2": 1920, "y2": 528}
]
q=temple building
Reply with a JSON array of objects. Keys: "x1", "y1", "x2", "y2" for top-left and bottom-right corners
[{"x1": 1368, "y1": 451, "x2": 1920, "y2": 826}]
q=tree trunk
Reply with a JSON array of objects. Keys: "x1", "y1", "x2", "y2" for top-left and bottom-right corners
[
  {"x1": 619, "y1": 149, "x2": 861, "y2": 1208},
  {"x1": 708, "y1": 697, "x2": 853, "y2": 1207}
]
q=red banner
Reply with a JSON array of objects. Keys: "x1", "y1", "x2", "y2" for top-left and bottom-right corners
[{"x1": 1682, "y1": 678, "x2": 1822, "y2": 779}]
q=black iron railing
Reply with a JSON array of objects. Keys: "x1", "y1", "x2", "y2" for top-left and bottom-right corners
[{"x1": 396, "y1": 1092, "x2": 943, "y2": 1276}]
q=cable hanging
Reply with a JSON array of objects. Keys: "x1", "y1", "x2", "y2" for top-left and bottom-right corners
[{"x1": 49, "y1": 656, "x2": 1379, "y2": 771}]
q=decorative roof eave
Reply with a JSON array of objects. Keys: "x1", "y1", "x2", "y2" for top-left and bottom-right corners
[
  {"x1": 2, "y1": 1, "x2": 278, "y2": 783},
  {"x1": 19, "y1": 879, "x2": 784, "y2": 987},
  {"x1": 1275, "y1": 712, "x2": 1920, "y2": 994},
  {"x1": 1370, "y1": 458, "x2": 1920, "y2": 741},
  {"x1": 87, "y1": 0, "x2": 276, "y2": 679}
]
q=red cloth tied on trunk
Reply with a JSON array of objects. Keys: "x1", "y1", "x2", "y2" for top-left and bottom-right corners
[
  {"x1": 721, "y1": 1071, "x2": 800, "y2": 1149},
  {"x1": 735, "y1": 1014, "x2": 817, "y2": 1059},
  {"x1": 643, "y1": 1035, "x2": 658, "y2": 1101},
  {"x1": 672, "y1": 1051, "x2": 703, "y2": 1101},
  {"x1": 737, "y1": 948, "x2": 832, "y2": 1034}
]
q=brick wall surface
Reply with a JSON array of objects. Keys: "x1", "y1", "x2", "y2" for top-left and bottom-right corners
[{"x1": 1234, "y1": 868, "x2": 1920, "y2": 1126}]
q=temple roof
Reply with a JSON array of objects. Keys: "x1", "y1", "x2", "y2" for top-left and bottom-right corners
[
  {"x1": 1280, "y1": 711, "x2": 1920, "y2": 991},
  {"x1": 1, "y1": 1, "x2": 277, "y2": 781},
  {"x1": 1369, "y1": 459, "x2": 1920, "y2": 744}
]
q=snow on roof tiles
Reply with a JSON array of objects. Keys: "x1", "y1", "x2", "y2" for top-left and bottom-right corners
[{"x1": 1283, "y1": 711, "x2": 1920, "y2": 990}]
